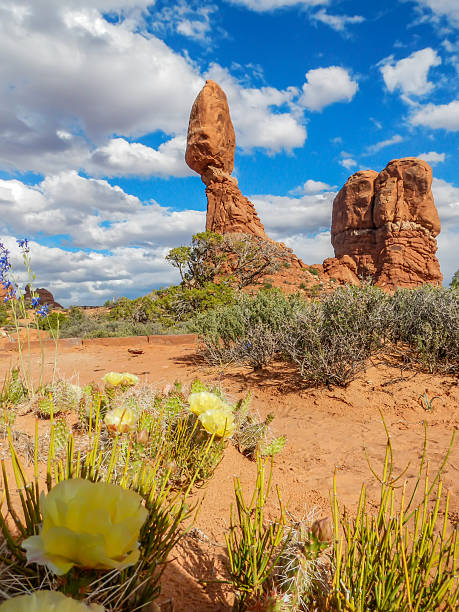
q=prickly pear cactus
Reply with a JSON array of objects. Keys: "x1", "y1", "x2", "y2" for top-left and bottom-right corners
[
  {"x1": 236, "y1": 412, "x2": 286, "y2": 459},
  {"x1": 37, "y1": 397, "x2": 60, "y2": 418},
  {"x1": 53, "y1": 418, "x2": 70, "y2": 450},
  {"x1": 236, "y1": 418, "x2": 266, "y2": 457},
  {"x1": 50, "y1": 380, "x2": 81, "y2": 413},
  {"x1": 3, "y1": 368, "x2": 26, "y2": 405},
  {"x1": 0, "y1": 409, "x2": 16, "y2": 428},
  {"x1": 163, "y1": 393, "x2": 184, "y2": 418},
  {"x1": 273, "y1": 521, "x2": 330, "y2": 610},
  {"x1": 245, "y1": 589, "x2": 289, "y2": 612},
  {"x1": 260, "y1": 435, "x2": 287, "y2": 457},
  {"x1": 190, "y1": 378, "x2": 207, "y2": 394},
  {"x1": 234, "y1": 392, "x2": 252, "y2": 426},
  {"x1": 138, "y1": 410, "x2": 156, "y2": 433}
]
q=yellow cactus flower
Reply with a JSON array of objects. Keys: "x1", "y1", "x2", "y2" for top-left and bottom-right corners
[
  {"x1": 198, "y1": 408, "x2": 235, "y2": 438},
  {"x1": 0, "y1": 591, "x2": 104, "y2": 611},
  {"x1": 22, "y1": 479, "x2": 148, "y2": 576},
  {"x1": 120, "y1": 372, "x2": 139, "y2": 386},
  {"x1": 102, "y1": 371, "x2": 124, "y2": 386},
  {"x1": 0, "y1": 590, "x2": 104, "y2": 611},
  {"x1": 188, "y1": 391, "x2": 230, "y2": 416},
  {"x1": 104, "y1": 406, "x2": 137, "y2": 433},
  {"x1": 102, "y1": 372, "x2": 139, "y2": 387}
]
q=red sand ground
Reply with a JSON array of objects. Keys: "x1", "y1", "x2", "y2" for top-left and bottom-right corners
[{"x1": 0, "y1": 335, "x2": 458, "y2": 611}]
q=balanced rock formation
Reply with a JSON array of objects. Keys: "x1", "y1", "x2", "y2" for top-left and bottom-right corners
[
  {"x1": 186, "y1": 80, "x2": 316, "y2": 291},
  {"x1": 323, "y1": 158, "x2": 442, "y2": 288},
  {"x1": 186, "y1": 80, "x2": 267, "y2": 238}
]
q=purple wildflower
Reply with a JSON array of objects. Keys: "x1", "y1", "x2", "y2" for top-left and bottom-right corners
[
  {"x1": 16, "y1": 238, "x2": 29, "y2": 250},
  {"x1": 37, "y1": 304, "x2": 49, "y2": 318}
]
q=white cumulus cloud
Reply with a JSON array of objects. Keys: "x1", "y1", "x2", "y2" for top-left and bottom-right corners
[
  {"x1": 206, "y1": 64, "x2": 307, "y2": 152},
  {"x1": 366, "y1": 134, "x2": 403, "y2": 154},
  {"x1": 311, "y1": 9, "x2": 364, "y2": 32},
  {"x1": 432, "y1": 178, "x2": 459, "y2": 229},
  {"x1": 410, "y1": 99, "x2": 459, "y2": 130},
  {"x1": 412, "y1": 0, "x2": 459, "y2": 28},
  {"x1": 417, "y1": 151, "x2": 446, "y2": 164},
  {"x1": 252, "y1": 191, "x2": 335, "y2": 238},
  {"x1": 225, "y1": 0, "x2": 327, "y2": 11},
  {"x1": 340, "y1": 157, "x2": 358, "y2": 170},
  {"x1": 432, "y1": 177, "x2": 459, "y2": 283},
  {"x1": 380, "y1": 48, "x2": 441, "y2": 97},
  {"x1": 153, "y1": 1, "x2": 217, "y2": 42},
  {"x1": 299, "y1": 66, "x2": 358, "y2": 111},
  {"x1": 0, "y1": 172, "x2": 204, "y2": 251},
  {"x1": 0, "y1": 1, "x2": 310, "y2": 178},
  {"x1": 89, "y1": 136, "x2": 192, "y2": 178},
  {"x1": 290, "y1": 179, "x2": 336, "y2": 195},
  {"x1": 1, "y1": 235, "x2": 178, "y2": 306},
  {"x1": 250, "y1": 191, "x2": 335, "y2": 266}
]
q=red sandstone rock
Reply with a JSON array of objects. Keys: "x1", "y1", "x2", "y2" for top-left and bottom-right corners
[
  {"x1": 328, "y1": 158, "x2": 442, "y2": 288},
  {"x1": 186, "y1": 80, "x2": 267, "y2": 240},
  {"x1": 185, "y1": 80, "x2": 330, "y2": 292},
  {"x1": 203, "y1": 167, "x2": 267, "y2": 237},
  {"x1": 186, "y1": 80, "x2": 235, "y2": 176},
  {"x1": 24, "y1": 285, "x2": 62, "y2": 309},
  {"x1": 332, "y1": 170, "x2": 378, "y2": 235},
  {"x1": 186, "y1": 84, "x2": 442, "y2": 293}
]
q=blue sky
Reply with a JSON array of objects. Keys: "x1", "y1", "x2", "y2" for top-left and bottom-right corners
[{"x1": 0, "y1": 0, "x2": 458, "y2": 305}]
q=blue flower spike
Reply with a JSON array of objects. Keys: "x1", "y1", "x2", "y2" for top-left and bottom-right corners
[{"x1": 37, "y1": 304, "x2": 49, "y2": 318}]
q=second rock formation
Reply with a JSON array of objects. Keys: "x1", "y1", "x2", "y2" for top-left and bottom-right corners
[{"x1": 324, "y1": 158, "x2": 442, "y2": 288}]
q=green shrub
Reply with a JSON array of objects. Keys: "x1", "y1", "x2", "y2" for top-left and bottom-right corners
[
  {"x1": 196, "y1": 282, "x2": 458, "y2": 386},
  {"x1": 194, "y1": 288, "x2": 305, "y2": 369},
  {"x1": 166, "y1": 231, "x2": 290, "y2": 290},
  {"x1": 105, "y1": 282, "x2": 235, "y2": 328},
  {"x1": 107, "y1": 294, "x2": 157, "y2": 323},
  {"x1": 152, "y1": 281, "x2": 235, "y2": 324},
  {"x1": 388, "y1": 285, "x2": 458, "y2": 373},
  {"x1": 0, "y1": 301, "x2": 11, "y2": 325},
  {"x1": 283, "y1": 284, "x2": 390, "y2": 387},
  {"x1": 450, "y1": 269, "x2": 459, "y2": 289},
  {"x1": 58, "y1": 309, "x2": 190, "y2": 338},
  {"x1": 37, "y1": 310, "x2": 68, "y2": 331}
]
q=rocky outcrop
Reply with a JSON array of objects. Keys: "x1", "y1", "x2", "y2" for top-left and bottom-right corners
[
  {"x1": 323, "y1": 158, "x2": 442, "y2": 288},
  {"x1": 24, "y1": 285, "x2": 62, "y2": 309},
  {"x1": 186, "y1": 80, "x2": 267, "y2": 239},
  {"x1": 186, "y1": 80, "x2": 325, "y2": 292},
  {"x1": 186, "y1": 83, "x2": 441, "y2": 292}
]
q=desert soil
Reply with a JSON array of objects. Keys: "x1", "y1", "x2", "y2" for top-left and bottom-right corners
[{"x1": 0, "y1": 334, "x2": 458, "y2": 611}]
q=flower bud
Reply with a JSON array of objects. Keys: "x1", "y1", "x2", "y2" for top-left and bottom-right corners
[
  {"x1": 136, "y1": 429, "x2": 149, "y2": 445},
  {"x1": 311, "y1": 517, "x2": 333, "y2": 543}
]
